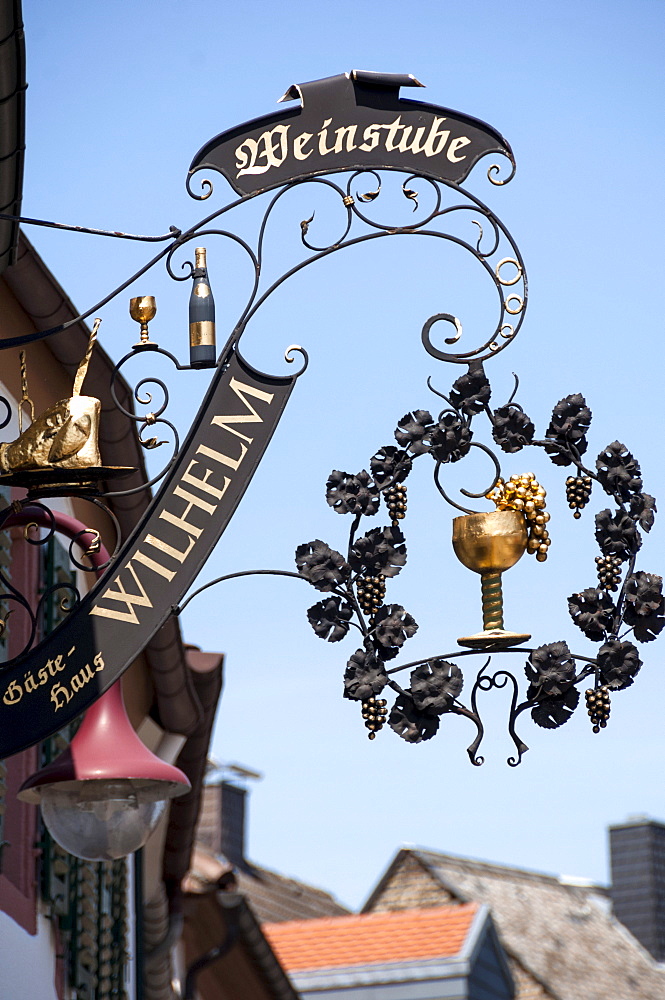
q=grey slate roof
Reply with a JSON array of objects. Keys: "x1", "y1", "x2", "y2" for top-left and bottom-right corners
[
  {"x1": 186, "y1": 845, "x2": 349, "y2": 926},
  {"x1": 235, "y1": 863, "x2": 351, "y2": 925},
  {"x1": 363, "y1": 847, "x2": 665, "y2": 1000}
]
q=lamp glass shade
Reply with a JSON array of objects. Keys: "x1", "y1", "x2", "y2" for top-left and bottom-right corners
[{"x1": 40, "y1": 779, "x2": 169, "y2": 861}]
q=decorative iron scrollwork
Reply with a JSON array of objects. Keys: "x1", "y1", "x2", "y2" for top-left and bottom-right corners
[
  {"x1": 0, "y1": 76, "x2": 657, "y2": 764},
  {"x1": 292, "y1": 353, "x2": 660, "y2": 761}
]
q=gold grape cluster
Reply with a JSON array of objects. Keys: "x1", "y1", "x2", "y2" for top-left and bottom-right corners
[
  {"x1": 362, "y1": 696, "x2": 388, "y2": 739},
  {"x1": 487, "y1": 473, "x2": 551, "y2": 562},
  {"x1": 357, "y1": 575, "x2": 386, "y2": 617},
  {"x1": 585, "y1": 685, "x2": 611, "y2": 733}
]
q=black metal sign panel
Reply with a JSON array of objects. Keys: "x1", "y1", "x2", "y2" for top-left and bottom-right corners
[
  {"x1": 0, "y1": 351, "x2": 297, "y2": 757},
  {"x1": 188, "y1": 71, "x2": 513, "y2": 197}
]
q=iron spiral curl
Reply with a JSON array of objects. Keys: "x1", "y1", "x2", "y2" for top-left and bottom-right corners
[{"x1": 106, "y1": 348, "x2": 181, "y2": 499}]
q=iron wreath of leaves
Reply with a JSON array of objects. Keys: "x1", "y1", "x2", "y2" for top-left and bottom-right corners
[{"x1": 294, "y1": 360, "x2": 660, "y2": 758}]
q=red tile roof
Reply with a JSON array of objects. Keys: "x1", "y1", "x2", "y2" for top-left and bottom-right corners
[{"x1": 263, "y1": 903, "x2": 479, "y2": 972}]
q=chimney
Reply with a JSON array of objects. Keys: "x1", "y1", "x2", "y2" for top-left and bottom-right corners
[
  {"x1": 220, "y1": 780, "x2": 247, "y2": 869},
  {"x1": 195, "y1": 779, "x2": 251, "y2": 871},
  {"x1": 609, "y1": 817, "x2": 665, "y2": 961}
]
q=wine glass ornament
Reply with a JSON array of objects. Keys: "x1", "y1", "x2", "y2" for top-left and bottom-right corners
[
  {"x1": 452, "y1": 509, "x2": 531, "y2": 648},
  {"x1": 130, "y1": 295, "x2": 157, "y2": 346}
]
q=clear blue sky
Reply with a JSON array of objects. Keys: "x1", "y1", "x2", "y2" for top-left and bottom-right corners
[{"x1": 20, "y1": 1, "x2": 665, "y2": 908}]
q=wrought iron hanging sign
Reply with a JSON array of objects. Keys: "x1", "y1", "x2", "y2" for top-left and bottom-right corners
[{"x1": 0, "y1": 71, "x2": 659, "y2": 763}]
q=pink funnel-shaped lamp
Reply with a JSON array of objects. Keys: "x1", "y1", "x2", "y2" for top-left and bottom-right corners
[{"x1": 14, "y1": 508, "x2": 190, "y2": 860}]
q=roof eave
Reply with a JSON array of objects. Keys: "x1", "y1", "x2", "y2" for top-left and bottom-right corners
[
  {"x1": 0, "y1": 0, "x2": 27, "y2": 275},
  {"x1": 289, "y1": 956, "x2": 471, "y2": 992}
]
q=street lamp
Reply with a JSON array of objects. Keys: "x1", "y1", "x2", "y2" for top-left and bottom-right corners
[{"x1": 18, "y1": 679, "x2": 189, "y2": 861}]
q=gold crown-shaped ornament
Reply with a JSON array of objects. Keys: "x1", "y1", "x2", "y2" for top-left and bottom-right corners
[{"x1": 0, "y1": 320, "x2": 133, "y2": 493}]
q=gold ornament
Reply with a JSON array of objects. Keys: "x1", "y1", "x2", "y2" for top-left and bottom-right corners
[
  {"x1": 129, "y1": 295, "x2": 157, "y2": 346},
  {"x1": 452, "y1": 509, "x2": 531, "y2": 648},
  {"x1": 0, "y1": 319, "x2": 133, "y2": 491},
  {"x1": 487, "y1": 473, "x2": 551, "y2": 562}
]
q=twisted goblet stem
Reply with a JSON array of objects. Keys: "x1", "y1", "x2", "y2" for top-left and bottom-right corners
[{"x1": 481, "y1": 571, "x2": 504, "y2": 631}]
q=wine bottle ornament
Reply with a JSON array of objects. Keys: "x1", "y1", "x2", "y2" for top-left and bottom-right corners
[{"x1": 189, "y1": 247, "x2": 217, "y2": 368}]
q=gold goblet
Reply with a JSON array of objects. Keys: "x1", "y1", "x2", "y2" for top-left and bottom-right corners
[
  {"x1": 452, "y1": 509, "x2": 531, "y2": 648},
  {"x1": 129, "y1": 296, "x2": 157, "y2": 346}
]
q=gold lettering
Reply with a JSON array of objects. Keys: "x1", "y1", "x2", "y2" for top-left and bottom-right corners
[
  {"x1": 71, "y1": 662, "x2": 94, "y2": 693},
  {"x1": 79, "y1": 663, "x2": 94, "y2": 685},
  {"x1": 159, "y1": 486, "x2": 216, "y2": 542},
  {"x1": 359, "y1": 123, "x2": 381, "y2": 152},
  {"x1": 382, "y1": 117, "x2": 406, "y2": 152},
  {"x1": 172, "y1": 484, "x2": 217, "y2": 514},
  {"x1": 195, "y1": 440, "x2": 248, "y2": 473},
  {"x1": 183, "y1": 459, "x2": 228, "y2": 499},
  {"x1": 236, "y1": 115, "x2": 470, "y2": 180},
  {"x1": 145, "y1": 531, "x2": 197, "y2": 565},
  {"x1": 397, "y1": 125, "x2": 416, "y2": 152},
  {"x1": 195, "y1": 445, "x2": 237, "y2": 481},
  {"x1": 422, "y1": 117, "x2": 450, "y2": 157},
  {"x1": 2, "y1": 649, "x2": 95, "y2": 708},
  {"x1": 261, "y1": 124, "x2": 290, "y2": 169},
  {"x1": 447, "y1": 135, "x2": 471, "y2": 162},
  {"x1": 47, "y1": 655, "x2": 64, "y2": 676},
  {"x1": 334, "y1": 124, "x2": 357, "y2": 153},
  {"x1": 236, "y1": 126, "x2": 290, "y2": 177},
  {"x1": 173, "y1": 486, "x2": 217, "y2": 520},
  {"x1": 294, "y1": 131, "x2": 313, "y2": 160},
  {"x1": 90, "y1": 562, "x2": 153, "y2": 625},
  {"x1": 159, "y1": 510, "x2": 201, "y2": 541},
  {"x1": 317, "y1": 118, "x2": 335, "y2": 155},
  {"x1": 51, "y1": 682, "x2": 71, "y2": 711},
  {"x1": 3, "y1": 679, "x2": 22, "y2": 705},
  {"x1": 211, "y1": 377, "x2": 274, "y2": 443},
  {"x1": 235, "y1": 137, "x2": 257, "y2": 174},
  {"x1": 403, "y1": 124, "x2": 426, "y2": 154},
  {"x1": 133, "y1": 550, "x2": 176, "y2": 582}
]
